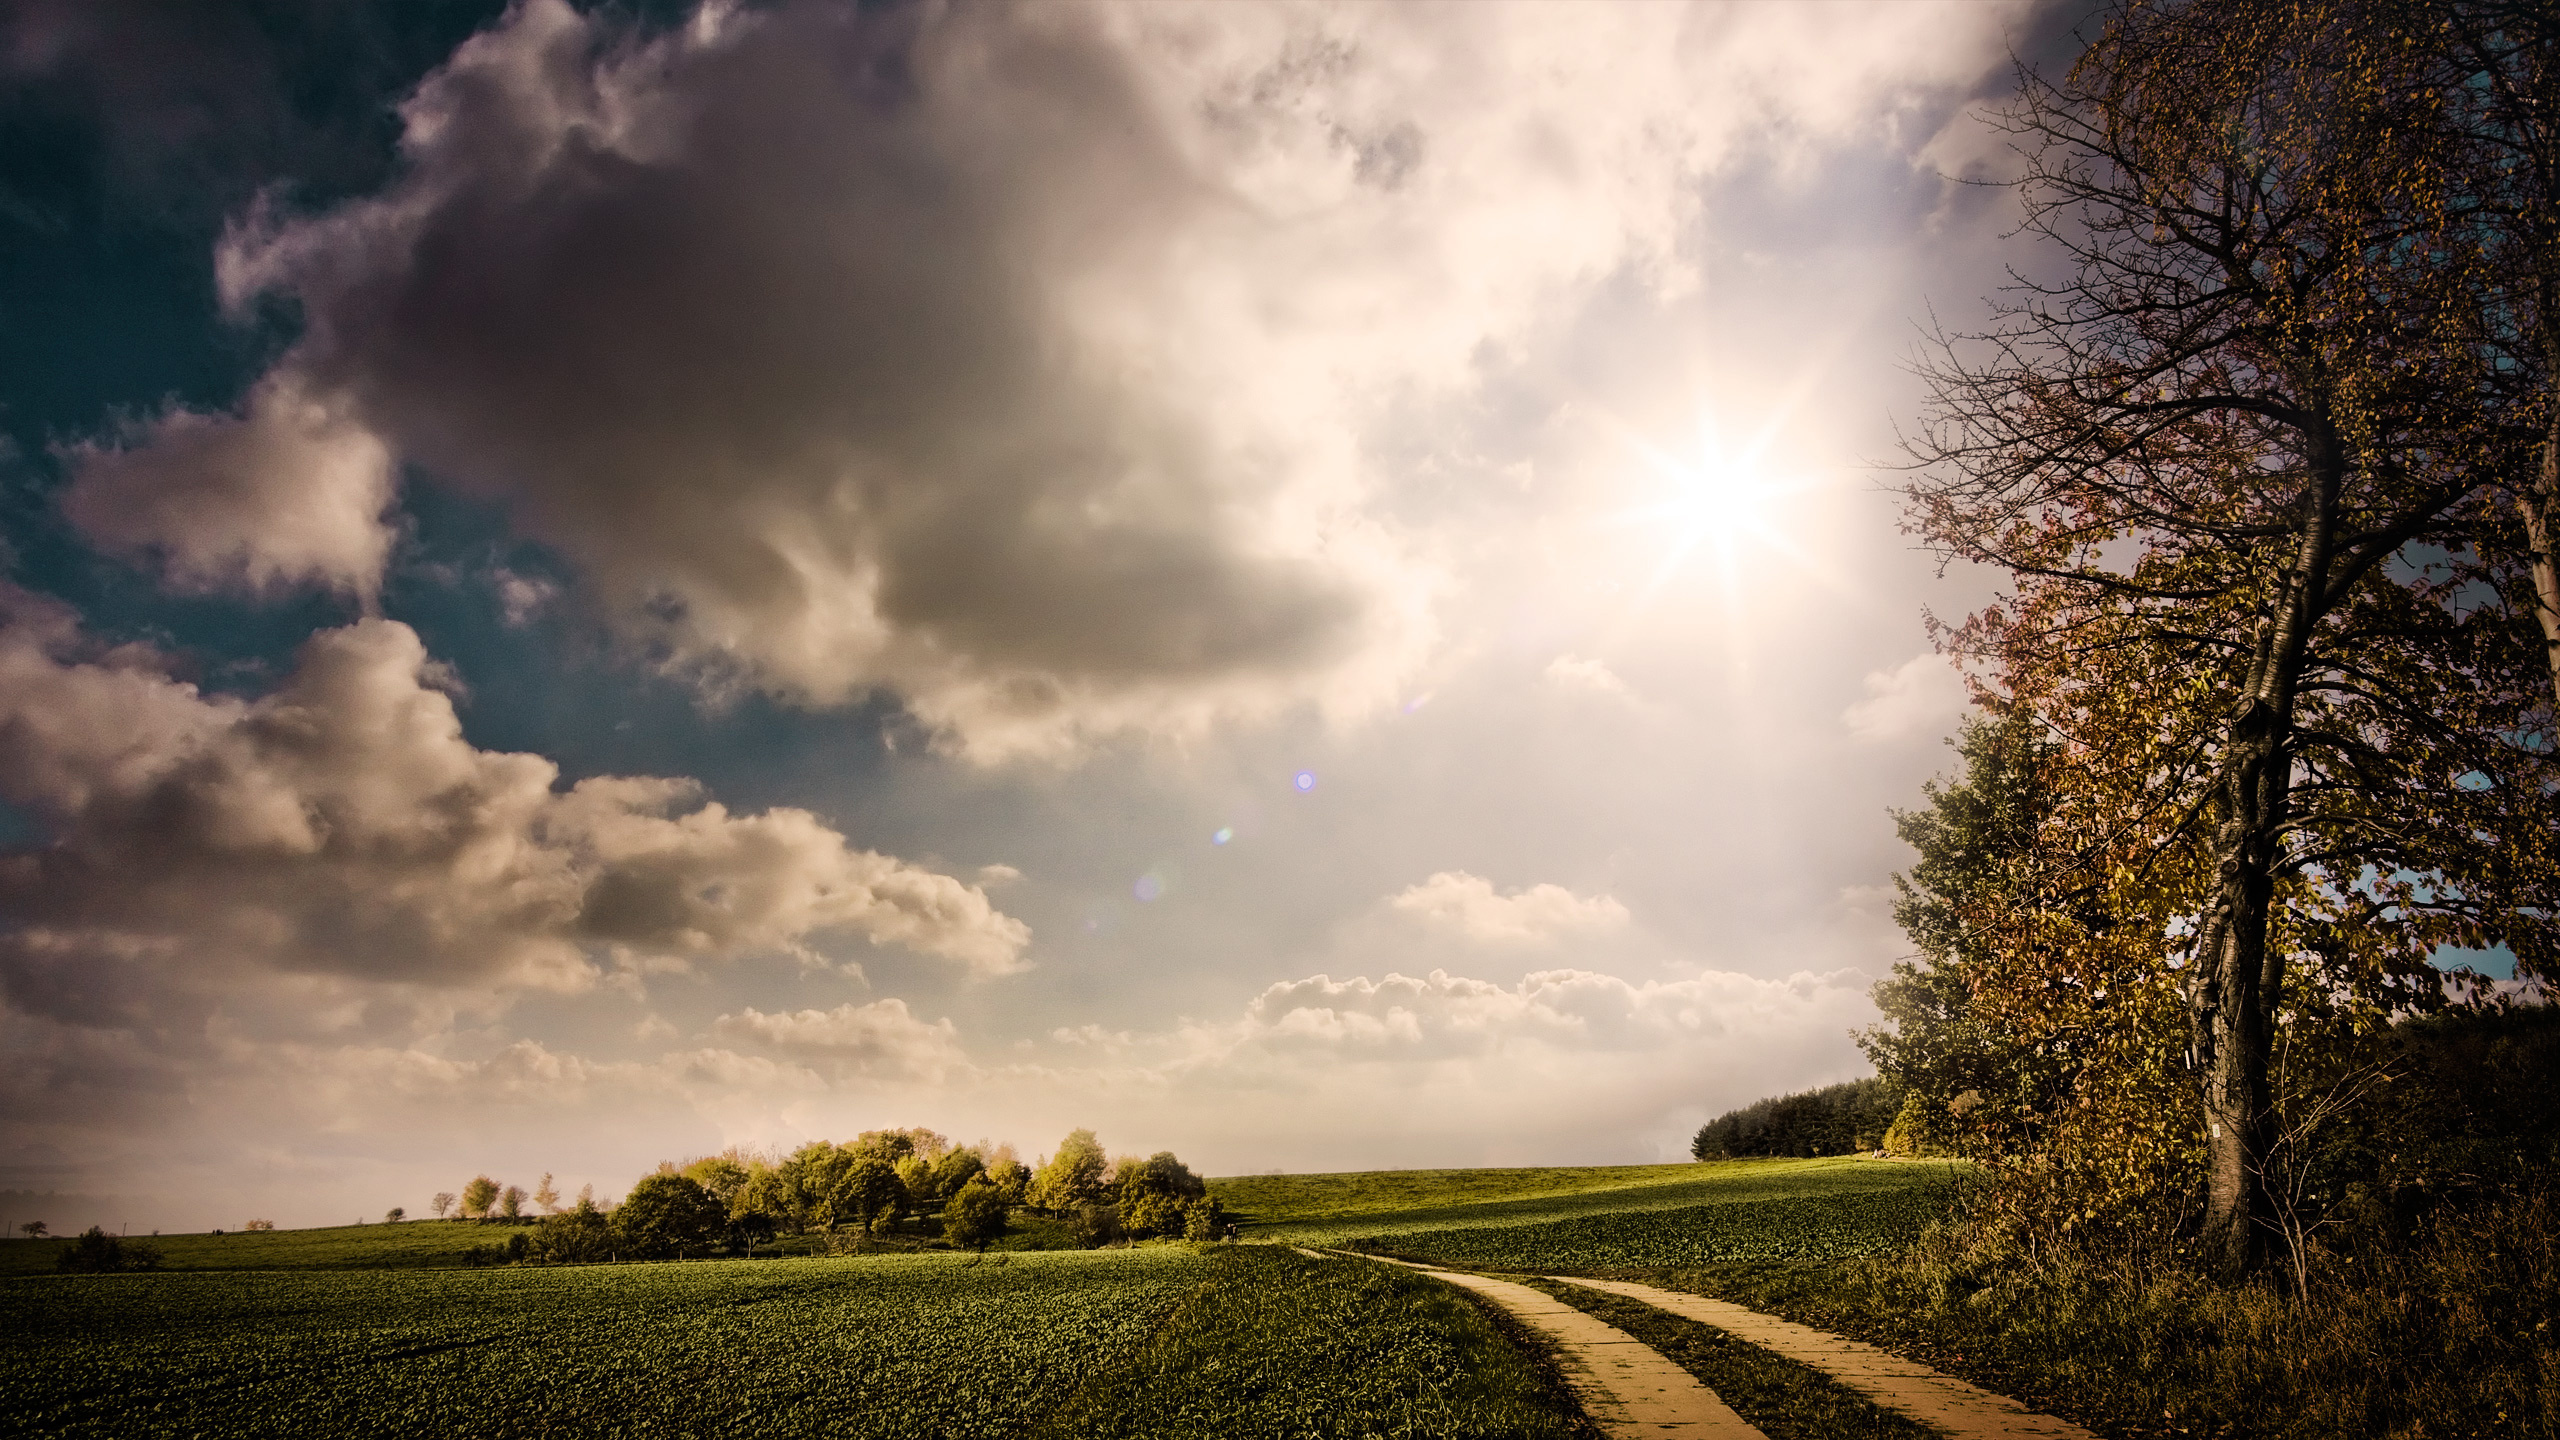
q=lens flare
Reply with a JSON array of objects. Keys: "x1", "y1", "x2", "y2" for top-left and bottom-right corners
[
  {"x1": 1212, "y1": 827, "x2": 1234, "y2": 845},
  {"x1": 1293, "y1": 771, "x2": 1316, "y2": 792}
]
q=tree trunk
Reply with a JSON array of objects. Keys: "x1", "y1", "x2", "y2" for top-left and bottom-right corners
[
  {"x1": 2188, "y1": 461, "x2": 2337, "y2": 1278},
  {"x1": 2190, "y1": 696, "x2": 2285, "y2": 1278},
  {"x1": 2525, "y1": 390, "x2": 2560, "y2": 715}
]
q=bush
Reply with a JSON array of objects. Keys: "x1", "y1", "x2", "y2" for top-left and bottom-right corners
[
  {"x1": 1181, "y1": 1197, "x2": 1226, "y2": 1241},
  {"x1": 57, "y1": 1227, "x2": 162, "y2": 1274},
  {"x1": 525, "y1": 1200, "x2": 616, "y2": 1264}
]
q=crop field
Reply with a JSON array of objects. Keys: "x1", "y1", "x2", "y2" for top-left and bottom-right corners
[
  {"x1": 1346, "y1": 1186, "x2": 1946, "y2": 1272},
  {"x1": 1241, "y1": 1156, "x2": 1964, "y2": 1249},
  {"x1": 3, "y1": 1247, "x2": 1208, "y2": 1438},
  {"x1": 2, "y1": 1244, "x2": 1591, "y2": 1439}
]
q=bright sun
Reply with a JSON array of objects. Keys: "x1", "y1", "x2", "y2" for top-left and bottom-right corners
[{"x1": 1610, "y1": 410, "x2": 1799, "y2": 592}]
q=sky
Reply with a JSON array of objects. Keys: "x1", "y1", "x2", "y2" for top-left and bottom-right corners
[{"x1": 0, "y1": 0, "x2": 2101, "y2": 1232}]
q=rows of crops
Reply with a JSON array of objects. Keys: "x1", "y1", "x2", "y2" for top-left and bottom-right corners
[
  {"x1": 1348, "y1": 1187, "x2": 1946, "y2": 1272},
  {"x1": 2, "y1": 1249, "x2": 1209, "y2": 1438},
  {"x1": 1029, "y1": 1248, "x2": 1590, "y2": 1439}
]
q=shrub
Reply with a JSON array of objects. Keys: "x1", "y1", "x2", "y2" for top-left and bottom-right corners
[
  {"x1": 526, "y1": 1199, "x2": 615, "y2": 1264},
  {"x1": 1181, "y1": 1197, "x2": 1226, "y2": 1241},
  {"x1": 56, "y1": 1227, "x2": 162, "y2": 1274}
]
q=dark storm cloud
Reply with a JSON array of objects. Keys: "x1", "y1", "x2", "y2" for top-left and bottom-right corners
[{"x1": 70, "y1": 0, "x2": 1427, "y2": 757}]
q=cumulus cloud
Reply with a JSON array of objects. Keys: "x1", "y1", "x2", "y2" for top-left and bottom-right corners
[
  {"x1": 0, "y1": 586, "x2": 1030, "y2": 1035},
  {"x1": 61, "y1": 373, "x2": 394, "y2": 598},
  {"x1": 1216, "y1": 966, "x2": 1844, "y2": 1061},
  {"x1": 1543, "y1": 654, "x2": 1640, "y2": 704},
  {"x1": 1841, "y1": 652, "x2": 1968, "y2": 742},
  {"x1": 68, "y1": 0, "x2": 2022, "y2": 758},
  {"x1": 712, "y1": 1000, "x2": 968, "y2": 1082},
  {"x1": 1387, "y1": 871, "x2": 1630, "y2": 944}
]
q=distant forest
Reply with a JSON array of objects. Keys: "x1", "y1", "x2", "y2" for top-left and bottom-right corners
[{"x1": 1690, "y1": 1077, "x2": 1900, "y2": 1160}]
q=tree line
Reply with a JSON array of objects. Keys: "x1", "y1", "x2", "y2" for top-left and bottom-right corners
[
  {"x1": 1870, "y1": 0, "x2": 2559, "y2": 1282},
  {"x1": 421, "y1": 1127, "x2": 1224, "y2": 1265},
  {"x1": 1689, "y1": 1078, "x2": 1904, "y2": 1160}
]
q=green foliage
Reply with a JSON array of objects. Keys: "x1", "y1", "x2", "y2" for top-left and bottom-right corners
[
  {"x1": 1027, "y1": 1129, "x2": 1108, "y2": 1212},
  {"x1": 1025, "y1": 1248, "x2": 1593, "y2": 1440},
  {"x1": 984, "y1": 1160, "x2": 1031, "y2": 1205},
  {"x1": 893, "y1": 1155, "x2": 937, "y2": 1208},
  {"x1": 1117, "y1": 1151, "x2": 1209, "y2": 1238},
  {"x1": 1878, "y1": 1093, "x2": 1948, "y2": 1159},
  {"x1": 681, "y1": 1157, "x2": 748, "y2": 1208},
  {"x1": 1690, "y1": 1078, "x2": 1901, "y2": 1159},
  {"x1": 0, "y1": 1250, "x2": 1211, "y2": 1437},
  {"x1": 827, "y1": 1158, "x2": 905, "y2": 1233},
  {"x1": 458, "y1": 1176, "x2": 499, "y2": 1221},
  {"x1": 930, "y1": 1146, "x2": 986, "y2": 1201},
  {"x1": 612, "y1": 1175, "x2": 722, "y2": 1259},
  {"x1": 1351, "y1": 1187, "x2": 1947, "y2": 1272},
  {"x1": 524, "y1": 1200, "x2": 614, "y2": 1265},
  {"x1": 55, "y1": 1227, "x2": 162, "y2": 1275},
  {"x1": 1070, "y1": 1205, "x2": 1123, "y2": 1249},
  {"x1": 1861, "y1": 713, "x2": 2063, "y2": 1134},
  {"x1": 939, "y1": 1176, "x2": 1007, "y2": 1252},
  {"x1": 1179, "y1": 1197, "x2": 1225, "y2": 1242}
]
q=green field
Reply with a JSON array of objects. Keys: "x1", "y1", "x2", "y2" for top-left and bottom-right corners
[
  {"x1": 1229, "y1": 1155, "x2": 1965, "y2": 1251},
  {"x1": 0, "y1": 1243, "x2": 1593, "y2": 1439},
  {"x1": 2, "y1": 1157, "x2": 1967, "y2": 1437},
  {"x1": 1346, "y1": 1186, "x2": 1945, "y2": 1270}
]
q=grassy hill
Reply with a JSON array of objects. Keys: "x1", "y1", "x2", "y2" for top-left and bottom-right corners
[{"x1": 0, "y1": 1220, "x2": 512, "y2": 1277}]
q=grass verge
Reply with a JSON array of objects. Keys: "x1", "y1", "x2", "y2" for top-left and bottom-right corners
[{"x1": 1625, "y1": 1181, "x2": 2559, "y2": 1440}]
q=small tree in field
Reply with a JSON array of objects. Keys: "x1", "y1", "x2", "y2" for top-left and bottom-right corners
[
  {"x1": 385, "y1": 1207, "x2": 406, "y2": 1224},
  {"x1": 940, "y1": 1175, "x2": 1007, "y2": 1252},
  {"x1": 431, "y1": 1192, "x2": 456, "y2": 1220},
  {"x1": 460, "y1": 1176, "x2": 499, "y2": 1221},
  {"x1": 533, "y1": 1173, "x2": 561, "y2": 1216},
  {"x1": 499, "y1": 1185, "x2": 527, "y2": 1221},
  {"x1": 19, "y1": 1221, "x2": 46, "y2": 1239}
]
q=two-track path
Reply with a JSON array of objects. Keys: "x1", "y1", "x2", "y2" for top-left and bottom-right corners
[
  {"x1": 1310, "y1": 1249, "x2": 2099, "y2": 1440},
  {"x1": 1304, "y1": 1249, "x2": 1764, "y2": 1435}
]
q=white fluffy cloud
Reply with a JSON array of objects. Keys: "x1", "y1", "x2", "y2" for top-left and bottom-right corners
[
  {"x1": 1842, "y1": 652, "x2": 1969, "y2": 743},
  {"x1": 1388, "y1": 871, "x2": 1630, "y2": 944},
  {"x1": 64, "y1": 0, "x2": 2024, "y2": 758},
  {"x1": 713, "y1": 1000, "x2": 969, "y2": 1081},
  {"x1": 62, "y1": 373, "x2": 394, "y2": 598},
  {"x1": 0, "y1": 586, "x2": 1030, "y2": 1036}
]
